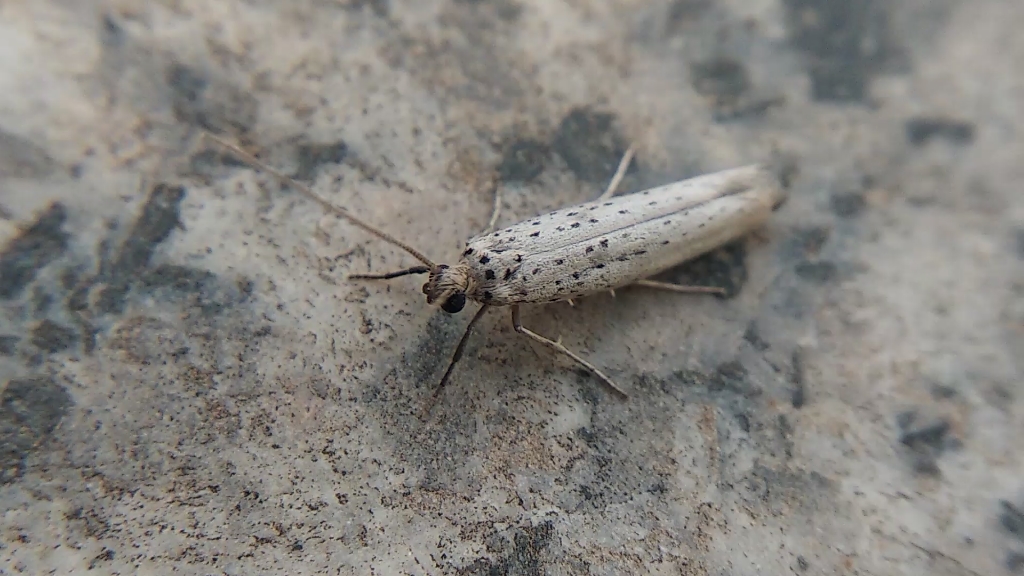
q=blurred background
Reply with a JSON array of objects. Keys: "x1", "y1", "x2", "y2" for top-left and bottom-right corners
[{"x1": 0, "y1": 1, "x2": 1021, "y2": 574}]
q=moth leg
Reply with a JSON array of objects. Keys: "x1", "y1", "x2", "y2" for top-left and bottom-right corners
[
  {"x1": 596, "y1": 144, "x2": 636, "y2": 201},
  {"x1": 631, "y1": 279, "x2": 726, "y2": 295},
  {"x1": 482, "y1": 177, "x2": 503, "y2": 235},
  {"x1": 349, "y1": 265, "x2": 430, "y2": 281},
  {"x1": 510, "y1": 305, "x2": 628, "y2": 399},
  {"x1": 420, "y1": 304, "x2": 491, "y2": 419}
]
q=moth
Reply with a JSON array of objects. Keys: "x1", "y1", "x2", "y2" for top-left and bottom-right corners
[{"x1": 203, "y1": 133, "x2": 787, "y2": 414}]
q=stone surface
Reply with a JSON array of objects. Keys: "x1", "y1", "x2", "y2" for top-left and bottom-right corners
[{"x1": 0, "y1": 0, "x2": 1021, "y2": 574}]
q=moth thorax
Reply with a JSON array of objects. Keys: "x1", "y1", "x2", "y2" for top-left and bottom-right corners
[{"x1": 422, "y1": 264, "x2": 472, "y2": 314}]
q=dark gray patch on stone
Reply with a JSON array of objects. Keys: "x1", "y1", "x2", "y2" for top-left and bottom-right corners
[
  {"x1": 93, "y1": 184, "x2": 186, "y2": 314},
  {"x1": 710, "y1": 360, "x2": 761, "y2": 398},
  {"x1": 895, "y1": 410, "x2": 916, "y2": 430},
  {"x1": 237, "y1": 276, "x2": 255, "y2": 299},
  {"x1": 453, "y1": 0, "x2": 523, "y2": 22},
  {"x1": 929, "y1": 382, "x2": 957, "y2": 399},
  {"x1": 794, "y1": 260, "x2": 837, "y2": 284},
  {"x1": 906, "y1": 117, "x2": 975, "y2": 146},
  {"x1": 167, "y1": 63, "x2": 207, "y2": 114},
  {"x1": 770, "y1": 152, "x2": 801, "y2": 191},
  {"x1": 401, "y1": 309, "x2": 468, "y2": 398},
  {"x1": 691, "y1": 58, "x2": 750, "y2": 102},
  {"x1": 66, "y1": 183, "x2": 237, "y2": 320},
  {"x1": 1015, "y1": 228, "x2": 1024, "y2": 260},
  {"x1": 167, "y1": 62, "x2": 258, "y2": 134},
  {"x1": 99, "y1": 13, "x2": 124, "y2": 48},
  {"x1": 1008, "y1": 551, "x2": 1024, "y2": 573},
  {"x1": 790, "y1": 226, "x2": 831, "y2": 258},
  {"x1": 665, "y1": 0, "x2": 713, "y2": 33},
  {"x1": 790, "y1": 350, "x2": 806, "y2": 408},
  {"x1": 140, "y1": 264, "x2": 228, "y2": 315},
  {"x1": 743, "y1": 321, "x2": 770, "y2": 351},
  {"x1": 188, "y1": 148, "x2": 250, "y2": 176},
  {"x1": 0, "y1": 130, "x2": 58, "y2": 179},
  {"x1": 1000, "y1": 500, "x2": 1024, "y2": 541},
  {"x1": 896, "y1": 412, "x2": 955, "y2": 476},
  {"x1": 901, "y1": 420, "x2": 952, "y2": 450},
  {"x1": 713, "y1": 95, "x2": 786, "y2": 122},
  {"x1": 0, "y1": 376, "x2": 73, "y2": 483},
  {"x1": 343, "y1": 0, "x2": 390, "y2": 18},
  {"x1": 60, "y1": 266, "x2": 80, "y2": 291},
  {"x1": 497, "y1": 138, "x2": 548, "y2": 183},
  {"x1": 457, "y1": 521, "x2": 554, "y2": 575},
  {"x1": 0, "y1": 335, "x2": 18, "y2": 356},
  {"x1": 653, "y1": 241, "x2": 748, "y2": 299},
  {"x1": 0, "y1": 203, "x2": 69, "y2": 300},
  {"x1": 830, "y1": 190, "x2": 866, "y2": 218},
  {"x1": 782, "y1": 0, "x2": 897, "y2": 101},
  {"x1": 32, "y1": 286, "x2": 54, "y2": 314},
  {"x1": 88, "y1": 548, "x2": 116, "y2": 570},
  {"x1": 73, "y1": 315, "x2": 98, "y2": 355},
  {"x1": 553, "y1": 107, "x2": 634, "y2": 185},
  {"x1": 29, "y1": 320, "x2": 78, "y2": 353},
  {"x1": 141, "y1": 264, "x2": 216, "y2": 292},
  {"x1": 114, "y1": 184, "x2": 186, "y2": 276},
  {"x1": 294, "y1": 141, "x2": 349, "y2": 181},
  {"x1": 741, "y1": 465, "x2": 833, "y2": 516},
  {"x1": 777, "y1": 414, "x2": 795, "y2": 458},
  {"x1": 690, "y1": 58, "x2": 783, "y2": 121}
]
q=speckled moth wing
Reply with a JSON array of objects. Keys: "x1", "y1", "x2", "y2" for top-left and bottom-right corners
[{"x1": 461, "y1": 165, "x2": 784, "y2": 305}]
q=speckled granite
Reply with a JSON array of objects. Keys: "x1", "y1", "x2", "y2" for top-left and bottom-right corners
[{"x1": 0, "y1": 1, "x2": 1021, "y2": 574}]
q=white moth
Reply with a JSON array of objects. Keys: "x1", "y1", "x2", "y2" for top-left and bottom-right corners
[{"x1": 204, "y1": 134, "x2": 787, "y2": 415}]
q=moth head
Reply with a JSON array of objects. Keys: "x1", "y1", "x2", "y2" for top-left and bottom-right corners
[{"x1": 422, "y1": 264, "x2": 472, "y2": 314}]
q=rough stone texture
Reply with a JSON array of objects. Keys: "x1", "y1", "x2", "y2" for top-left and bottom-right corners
[{"x1": 0, "y1": 0, "x2": 1021, "y2": 574}]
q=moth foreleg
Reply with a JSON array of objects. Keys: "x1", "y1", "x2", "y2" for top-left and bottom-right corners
[{"x1": 420, "y1": 304, "x2": 491, "y2": 419}]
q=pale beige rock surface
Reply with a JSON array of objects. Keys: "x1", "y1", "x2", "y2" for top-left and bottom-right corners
[{"x1": 0, "y1": 1, "x2": 1021, "y2": 574}]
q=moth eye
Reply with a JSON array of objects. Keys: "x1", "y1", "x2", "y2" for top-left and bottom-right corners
[{"x1": 441, "y1": 292, "x2": 466, "y2": 314}]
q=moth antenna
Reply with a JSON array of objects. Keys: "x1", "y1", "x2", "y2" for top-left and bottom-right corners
[{"x1": 202, "y1": 131, "x2": 435, "y2": 267}]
